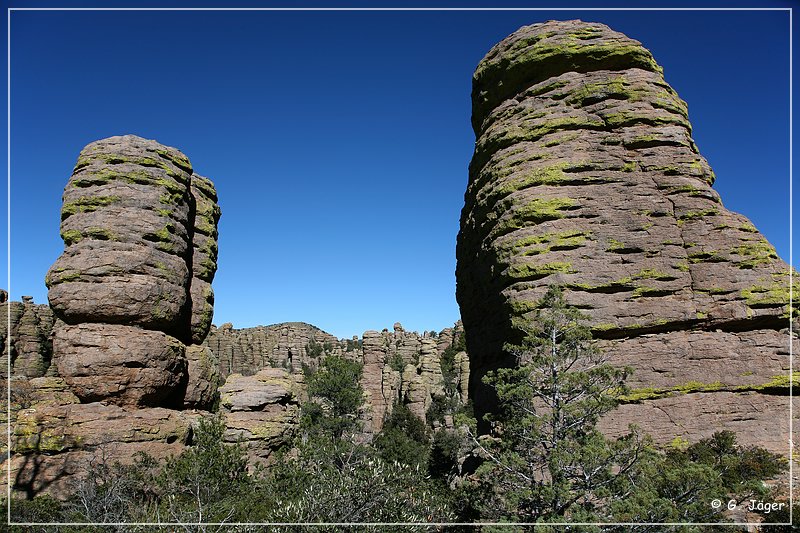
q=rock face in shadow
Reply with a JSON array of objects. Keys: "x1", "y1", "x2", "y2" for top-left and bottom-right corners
[
  {"x1": 456, "y1": 20, "x2": 797, "y2": 450},
  {"x1": 45, "y1": 135, "x2": 221, "y2": 408}
]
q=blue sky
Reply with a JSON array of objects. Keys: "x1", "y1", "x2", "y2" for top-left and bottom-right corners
[{"x1": 2, "y1": 3, "x2": 795, "y2": 339}]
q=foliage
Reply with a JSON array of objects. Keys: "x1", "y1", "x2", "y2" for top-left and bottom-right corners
[
  {"x1": 156, "y1": 415, "x2": 250, "y2": 525},
  {"x1": 301, "y1": 355, "x2": 365, "y2": 438},
  {"x1": 389, "y1": 352, "x2": 407, "y2": 372},
  {"x1": 4, "y1": 288, "x2": 790, "y2": 530},
  {"x1": 428, "y1": 429, "x2": 464, "y2": 482},
  {"x1": 462, "y1": 286, "x2": 640, "y2": 523},
  {"x1": 374, "y1": 402, "x2": 429, "y2": 469},
  {"x1": 605, "y1": 431, "x2": 787, "y2": 530},
  {"x1": 4, "y1": 494, "x2": 65, "y2": 528},
  {"x1": 460, "y1": 285, "x2": 789, "y2": 529},
  {"x1": 305, "y1": 338, "x2": 323, "y2": 358},
  {"x1": 247, "y1": 434, "x2": 455, "y2": 527}
]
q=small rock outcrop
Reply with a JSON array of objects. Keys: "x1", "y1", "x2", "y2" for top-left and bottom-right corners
[
  {"x1": 206, "y1": 321, "x2": 468, "y2": 440},
  {"x1": 219, "y1": 368, "x2": 301, "y2": 462},
  {"x1": 456, "y1": 20, "x2": 798, "y2": 451},
  {"x1": 45, "y1": 135, "x2": 221, "y2": 408},
  {"x1": 0, "y1": 296, "x2": 54, "y2": 379}
]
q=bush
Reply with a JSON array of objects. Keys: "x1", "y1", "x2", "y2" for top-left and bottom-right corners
[
  {"x1": 302, "y1": 355, "x2": 365, "y2": 438},
  {"x1": 428, "y1": 429, "x2": 463, "y2": 481},
  {"x1": 374, "y1": 403, "x2": 429, "y2": 469}
]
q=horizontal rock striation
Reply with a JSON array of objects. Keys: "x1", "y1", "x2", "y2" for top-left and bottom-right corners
[
  {"x1": 205, "y1": 321, "x2": 468, "y2": 440},
  {"x1": 45, "y1": 135, "x2": 221, "y2": 409},
  {"x1": 456, "y1": 20, "x2": 798, "y2": 450},
  {"x1": 5, "y1": 136, "x2": 221, "y2": 498},
  {"x1": 205, "y1": 322, "x2": 343, "y2": 378},
  {"x1": 219, "y1": 368, "x2": 301, "y2": 462},
  {"x1": 0, "y1": 295, "x2": 54, "y2": 379}
]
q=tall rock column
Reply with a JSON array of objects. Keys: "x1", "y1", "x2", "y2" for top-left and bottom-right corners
[
  {"x1": 45, "y1": 135, "x2": 221, "y2": 409},
  {"x1": 456, "y1": 20, "x2": 797, "y2": 450}
]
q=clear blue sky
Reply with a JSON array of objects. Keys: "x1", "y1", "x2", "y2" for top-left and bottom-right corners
[{"x1": 2, "y1": 2, "x2": 795, "y2": 339}]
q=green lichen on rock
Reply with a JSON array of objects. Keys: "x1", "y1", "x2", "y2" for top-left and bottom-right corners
[
  {"x1": 60, "y1": 229, "x2": 83, "y2": 246},
  {"x1": 483, "y1": 117, "x2": 606, "y2": 154},
  {"x1": 74, "y1": 152, "x2": 188, "y2": 180},
  {"x1": 677, "y1": 208, "x2": 718, "y2": 225},
  {"x1": 506, "y1": 261, "x2": 574, "y2": 280},
  {"x1": 84, "y1": 227, "x2": 115, "y2": 241},
  {"x1": 505, "y1": 230, "x2": 590, "y2": 257},
  {"x1": 619, "y1": 381, "x2": 725, "y2": 403},
  {"x1": 739, "y1": 223, "x2": 758, "y2": 233},
  {"x1": 542, "y1": 132, "x2": 580, "y2": 147},
  {"x1": 492, "y1": 197, "x2": 576, "y2": 239},
  {"x1": 49, "y1": 270, "x2": 81, "y2": 286},
  {"x1": 61, "y1": 195, "x2": 121, "y2": 220},
  {"x1": 155, "y1": 148, "x2": 193, "y2": 173},
  {"x1": 741, "y1": 276, "x2": 798, "y2": 317},
  {"x1": 731, "y1": 239, "x2": 778, "y2": 269},
  {"x1": 13, "y1": 417, "x2": 70, "y2": 453},
  {"x1": 603, "y1": 111, "x2": 690, "y2": 130},
  {"x1": 687, "y1": 250, "x2": 726, "y2": 264},
  {"x1": 516, "y1": 197, "x2": 576, "y2": 223}
]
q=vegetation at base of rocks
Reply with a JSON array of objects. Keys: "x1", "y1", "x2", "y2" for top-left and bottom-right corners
[
  {"x1": 301, "y1": 355, "x2": 364, "y2": 439},
  {"x1": 374, "y1": 402, "x2": 430, "y2": 470},
  {"x1": 455, "y1": 286, "x2": 788, "y2": 527},
  {"x1": 6, "y1": 290, "x2": 789, "y2": 530}
]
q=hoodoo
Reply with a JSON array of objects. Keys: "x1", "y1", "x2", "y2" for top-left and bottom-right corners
[{"x1": 456, "y1": 20, "x2": 797, "y2": 451}]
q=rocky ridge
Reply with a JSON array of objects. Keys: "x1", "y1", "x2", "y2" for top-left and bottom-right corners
[
  {"x1": 456, "y1": 20, "x2": 798, "y2": 451},
  {"x1": 204, "y1": 320, "x2": 468, "y2": 453}
]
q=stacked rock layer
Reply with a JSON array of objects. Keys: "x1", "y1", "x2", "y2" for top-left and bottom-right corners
[
  {"x1": 204, "y1": 321, "x2": 468, "y2": 438},
  {"x1": 456, "y1": 20, "x2": 798, "y2": 450},
  {"x1": 45, "y1": 135, "x2": 221, "y2": 409},
  {"x1": 5, "y1": 136, "x2": 221, "y2": 497},
  {"x1": 0, "y1": 294, "x2": 54, "y2": 379}
]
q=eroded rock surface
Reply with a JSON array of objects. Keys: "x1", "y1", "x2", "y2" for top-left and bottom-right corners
[
  {"x1": 456, "y1": 20, "x2": 797, "y2": 451},
  {"x1": 5, "y1": 135, "x2": 221, "y2": 498},
  {"x1": 219, "y1": 368, "x2": 301, "y2": 462},
  {"x1": 208, "y1": 321, "x2": 468, "y2": 439},
  {"x1": 0, "y1": 297, "x2": 54, "y2": 379},
  {"x1": 45, "y1": 135, "x2": 221, "y2": 407}
]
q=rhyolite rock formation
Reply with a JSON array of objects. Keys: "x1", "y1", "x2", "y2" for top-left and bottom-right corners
[
  {"x1": 205, "y1": 322, "x2": 342, "y2": 377},
  {"x1": 5, "y1": 135, "x2": 221, "y2": 497},
  {"x1": 205, "y1": 321, "x2": 468, "y2": 438},
  {"x1": 45, "y1": 135, "x2": 221, "y2": 408},
  {"x1": 219, "y1": 368, "x2": 301, "y2": 462},
  {"x1": 0, "y1": 295, "x2": 54, "y2": 379},
  {"x1": 456, "y1": 20, "x2": 798, "y2": 451}
]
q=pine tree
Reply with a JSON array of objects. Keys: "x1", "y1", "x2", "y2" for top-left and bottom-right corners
[{"x1": 465, "y1": 285, "x2": 645, "y2": 523}]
